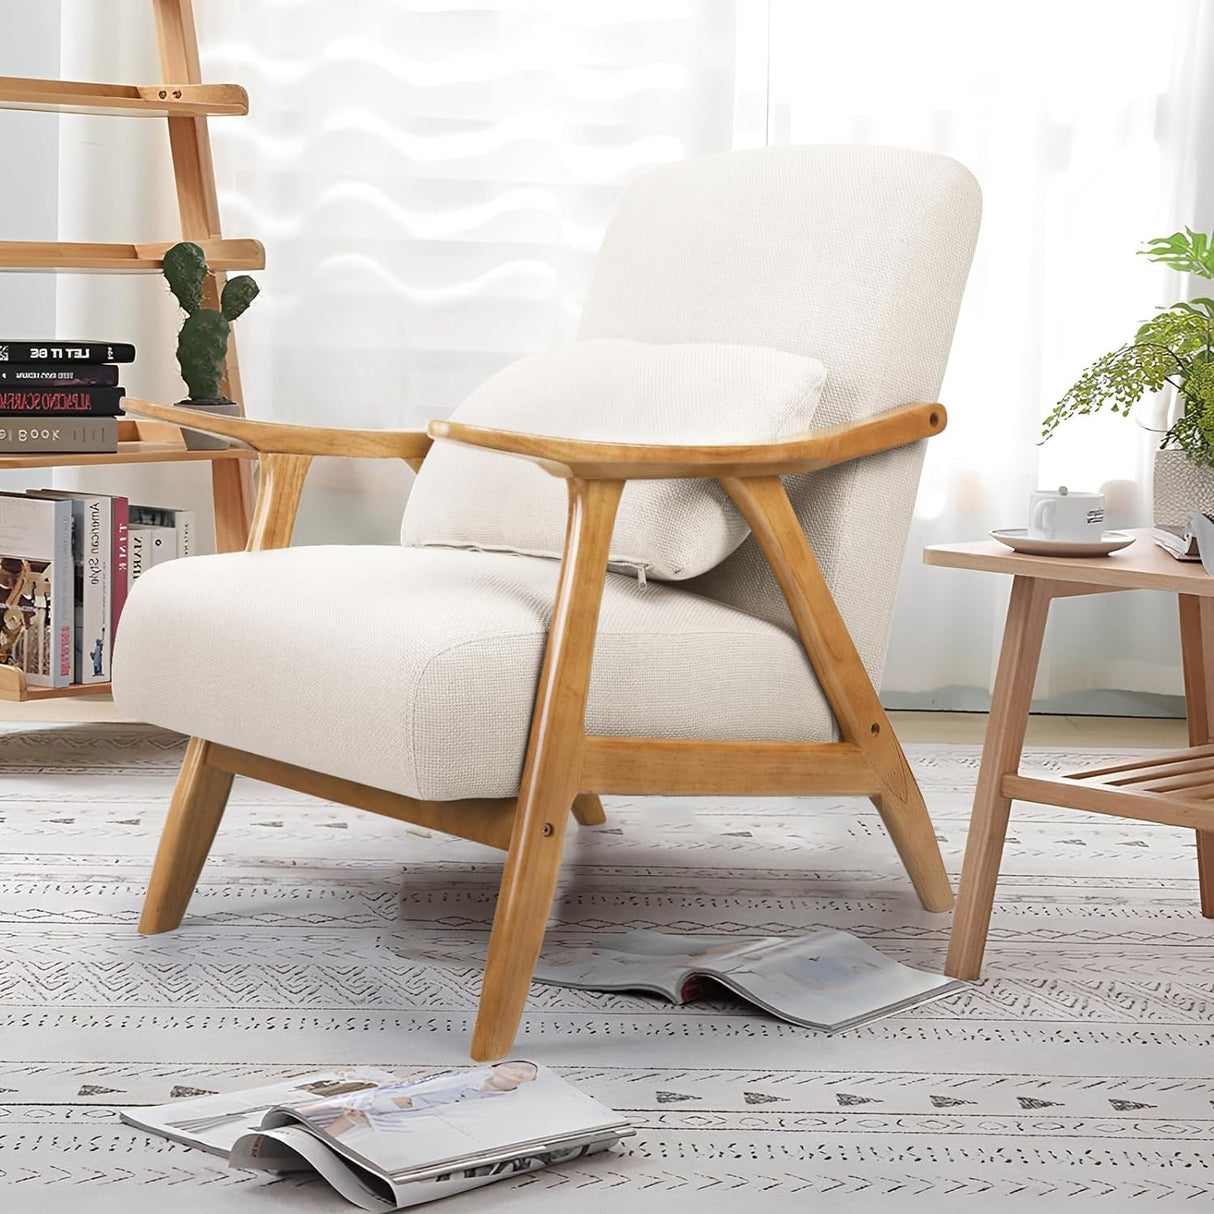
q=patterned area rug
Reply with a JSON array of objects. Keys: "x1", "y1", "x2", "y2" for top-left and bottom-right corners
[{"x1": 1, "y1": 724, "x2": 1212, "y2": 1213}]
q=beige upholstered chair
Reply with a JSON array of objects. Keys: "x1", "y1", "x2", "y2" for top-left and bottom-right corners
[{"x1": 115, "y1": 145, "x2": 981, "y2": 1060}]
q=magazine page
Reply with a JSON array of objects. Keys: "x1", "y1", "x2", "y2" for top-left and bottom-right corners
[
  {"x1": 231, "y1": 1126, "x2": 397, "y2": 1211},
  {"x1": 704, "y1": 930, "x2": 964, "y2": 1031},
  {"x1": 260, "y1": 1061, "x2": 631, "y2": 1185},
  {"x1": 533, "y1": 929, "x2": 741, "y2": 999},
  {"x1": 119, "y1": 1068, "x2": 398, "y2": 1157},
  {"x1": 232, "y1": 1124, "x2": 616, "y2": 1211},
  {"x1": 535, "y1": 929, "x2": 964, "y2": 1032}
]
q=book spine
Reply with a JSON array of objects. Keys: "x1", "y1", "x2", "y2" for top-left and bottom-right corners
[
  {"x1": 111, "y1": 498, "x2": 129, "y2": 638},
  {"x1": 80, "y1": 496, "x2": 111, "y2": 684},
  {"x1": 51, "y1": 501, "x2": 73, "y2": 688},
  {"x1": 63, "y1": 499, "x2": 87, "y2": 683},
  {"x1": 0, "y1": 364, "x2": 120, "y2": 386},
  {"x1": 0, "y1": 342, "x2": 135, "y2": 364},
  {"x1": 128, "y1": 527, "x2": 151, "y2": 586},
  {"x1": 174, "y1": 510, "x2": 195, "y2": 559},
  {"x1": 147, "y1": 526, "x2": 176, "y2": 566},
  {"x1": 0, "y1": 386, "x2": 125, "y2": 415},
  {"x1": 0, "y1": 417, "x2": 117, "y2": 453}
]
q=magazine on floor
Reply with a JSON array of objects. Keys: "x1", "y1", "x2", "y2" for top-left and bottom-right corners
[
  {"x1": 121, "y1": 1062, "x2": 632, "y2": 1210},
  {"x1": 533, "y1": 929, "x2": 966, "y2": 1032}
]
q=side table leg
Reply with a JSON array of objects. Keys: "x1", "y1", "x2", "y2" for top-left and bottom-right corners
[
  {"x1": 1177, "y1": 594, "x2": 1214, "y2": 917},
  {"x1": 945, "y1": 576, "x2": 1052, "y2": 979}
]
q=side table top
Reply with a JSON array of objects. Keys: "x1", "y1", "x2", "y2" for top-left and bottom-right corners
[{"x1": 924, "y1": 528, "x2": 1214, "y2": 595}]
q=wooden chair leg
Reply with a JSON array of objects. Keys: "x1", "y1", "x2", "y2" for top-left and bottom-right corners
[
  {"x1": 471, "y1": 479, "x2": 623, "y2": 1061},
  {"x1": 571, "y1": 793, "x2": 606, "y2": 826},
  {"x1": 869, "y1": 780, "x2": 953, "y2": 913},
  {"x1": 722, "y1": 475, "x2": 952, "y2": 912},
  {"x1": 1178, "y1": 594, "x2": 1214, "y2": 917},
  {"x1": 140, "y1": 737, "x2": 234, "y2": 934},
  {"x1": 945, "y1": 577, "x2": 1052, "y2": 979}
]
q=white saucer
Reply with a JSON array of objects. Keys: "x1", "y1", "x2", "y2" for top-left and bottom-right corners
[{"x1": 990, "y1": 528, "x2": 1135, "y2": 557}]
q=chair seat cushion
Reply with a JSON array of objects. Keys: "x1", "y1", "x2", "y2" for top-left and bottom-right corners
[
  {"x1": 401, "y1": 338, "x2": 826, "y2": 580},
  {"x1": 112, "y1": 546, "x2": 835, "y2": 801}
]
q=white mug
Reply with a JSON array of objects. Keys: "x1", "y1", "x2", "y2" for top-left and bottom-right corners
[{"x1": 1028, "y1": 487, "x2": 1104, "y2": 542}]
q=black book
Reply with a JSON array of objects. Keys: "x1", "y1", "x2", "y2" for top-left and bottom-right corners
[
  {"x1": 0, "y1": 363, "x2": 120, "y2": 386},
  {"x1": 0, "y1": 341, "x2": 135, "y2": 365},
  {"x1": 0, "y1": 386, "x2": 125, "y2": 417}
]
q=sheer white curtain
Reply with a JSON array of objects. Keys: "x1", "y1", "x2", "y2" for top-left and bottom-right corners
[
  {"x1": 193, "y1": 0, "x2": 745, "y2": 540},
  {"x1": 766, "y1": 0, "x2": 1213, "y2": 713},
  {"x1": 55, "y1": 0, "x2": 745, "y2": 543},
  {"x1": 51, "y1": 0, "x2": 1213, "y2": 710}
]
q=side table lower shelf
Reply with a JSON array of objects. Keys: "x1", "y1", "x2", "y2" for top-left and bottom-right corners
[{"x1": 1004, "y1": 744, "x2": 1214, "y2": 830}]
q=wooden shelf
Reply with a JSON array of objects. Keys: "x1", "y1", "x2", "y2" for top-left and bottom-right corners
[
  {"x1": 1003, "y1": 743, "x2": 1214, "y2": 832},
  {"x1": 0, "y1": 414, "x2": 254, "y2": 703},
  {"x1": 0, "y1": 668, "x2": 113, "y2": 703},
  {"x1": 0, "y1": 441, "x2": 255, "y2": 471},
  {"x1": 0, "y1": 76, "x2": 248, "y2": 117},
  {"x1": 0, "y1": 415, "x2": 255, "y2": 469},
  {"x1": 0, "y1": 238, "x2": 265, "y2": 273},
  {"x1": 0, "y1": 3, "x2": 259, "y2": 714}
]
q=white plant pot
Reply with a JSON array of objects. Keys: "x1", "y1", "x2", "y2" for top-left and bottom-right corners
[
  {"x1": 176, "y1": 399, "x2": 240, "y2": 451},
  {"x1": 1153, "y1": 447, "x2": 1214, "y2": 528}
]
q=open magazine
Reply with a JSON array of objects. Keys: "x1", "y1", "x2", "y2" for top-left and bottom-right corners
[
  {"x1": 121, "y1": 1063, "x2": 632, "y2": 1211},
  {"x1": 534, "y1": 929, "x2": 965, "y2": 1032}
]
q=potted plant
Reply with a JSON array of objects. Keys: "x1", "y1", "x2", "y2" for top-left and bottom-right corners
[
  {"x1": 162, "y1": 241, "x2": 259, "y2": 451},
  {"x1": 1042, "y1": 227, "x2": 1214, "y2": 527}
]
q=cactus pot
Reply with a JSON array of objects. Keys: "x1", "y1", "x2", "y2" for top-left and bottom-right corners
[
  {"x1": 1153, "y1": 448, "x2": 1214, "y2": 529},
  {"x1": 176, "y1": 398, "x2": 240, "y2": 451}
]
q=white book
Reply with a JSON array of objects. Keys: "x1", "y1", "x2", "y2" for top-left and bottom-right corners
[
  {"x1": 128, "y1": 526, "x2": 152, "y2": 586},
  {"x1": 146, "y1": 525, "x2": 176, "y2": 567},
  {"x1": 130, "y1": 504, "x2": 196, "y2": 560},
  {"x1": 0, "y1": 493, "x2": 73, "y2": 688},
  {"x1": 121, "y1": 1063, "x2": 632, "y2": 1211},
  {"x1": 1153, "y1": 522, "x2": 1202, "y2": 560},
  {"x1": 28, "y1": 490, "x2": 112, "y2": 683}
]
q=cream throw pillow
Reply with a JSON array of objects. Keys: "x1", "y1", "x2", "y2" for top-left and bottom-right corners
[{"x1": 401, "y1": 338, "x2": 827, "y2": 580}]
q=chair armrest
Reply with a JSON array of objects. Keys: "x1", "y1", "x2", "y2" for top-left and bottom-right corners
[
  {"x1": 427, "y1": 402, "x2": 945, "y2": 479},
  {"x1": 124, "y1": 398, "x2": 432, "y2": 467}
]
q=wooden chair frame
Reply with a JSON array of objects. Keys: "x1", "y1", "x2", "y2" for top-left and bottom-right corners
[{"x1": 124, "y1": 397, "x2": 954, "y2": 1060}]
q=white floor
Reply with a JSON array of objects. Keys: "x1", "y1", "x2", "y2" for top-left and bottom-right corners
[{"x1": 0, "y1": 721, "x2": 1211, "y2": 1212}]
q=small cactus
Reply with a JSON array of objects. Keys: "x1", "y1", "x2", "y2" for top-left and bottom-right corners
[{"x1": 162, "y1": 241, "x2": 260, "y2": 401}]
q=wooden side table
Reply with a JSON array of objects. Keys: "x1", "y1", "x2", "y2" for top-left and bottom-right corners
[{"x1": 924, "y1": 528, "x2": 1214, "y2": 980}]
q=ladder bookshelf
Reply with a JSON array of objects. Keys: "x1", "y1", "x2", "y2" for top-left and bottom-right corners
[{"x1": 0, "y1": 0, "x2": 257, "y2": 702}]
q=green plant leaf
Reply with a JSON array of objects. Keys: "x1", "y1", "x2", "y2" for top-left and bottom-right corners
[{"x1": 1138, "y1": 228, "x2": 1214, "y2": 279}]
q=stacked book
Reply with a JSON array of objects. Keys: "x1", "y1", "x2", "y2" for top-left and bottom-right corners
[
  {"x1": 0, "y1": 491, "x2": 194, "y2": 689},
  {"x1": 0, "y1": 339, "x2": 135, "y2": 454}
]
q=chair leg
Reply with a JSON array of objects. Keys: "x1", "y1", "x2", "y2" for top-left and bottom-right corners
[
  {"x1": 869, "y1": 775, "x2": 953, "y2": 913},
  {"x1": 473, "y1": 805, "x2": 572, "y2": 1063},
  {"x1": 571, "y1": 793, "x2": 606, "y2": 826},
  {"x1": 722, "y1": 475, "x2": 953, "y2": 912},
  {"x1": 140, "y1": 737, "x2": 234, "y2": 934},
  {"x1": 471, "y1": 478, "x2": 623, "y2": 1062}
]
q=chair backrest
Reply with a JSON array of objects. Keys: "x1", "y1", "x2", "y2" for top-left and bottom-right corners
[{"x1": 577, "y1": 144, "x2": 981, "y2": 690}]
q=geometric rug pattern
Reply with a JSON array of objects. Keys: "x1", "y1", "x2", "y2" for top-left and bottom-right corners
[{"x1": 1, "y1": 724, "x2": 1212, "y2": 1212}]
